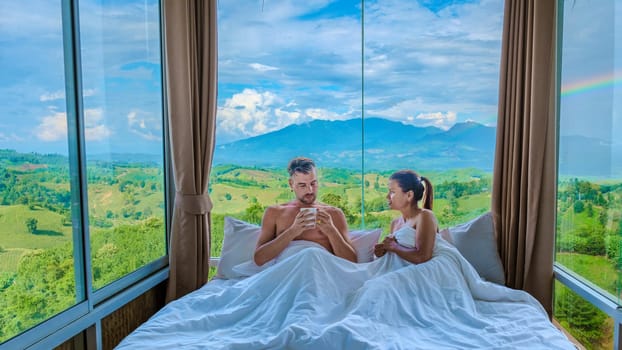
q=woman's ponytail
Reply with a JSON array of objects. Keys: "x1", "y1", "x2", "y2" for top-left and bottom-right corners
[{"x1": 420, "y1": 176, "x2": 434, "y2": 210}]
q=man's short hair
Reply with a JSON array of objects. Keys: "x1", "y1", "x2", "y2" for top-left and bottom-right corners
[{"x1": 287, "y1": 157, "x2": 316, "y2": 177}]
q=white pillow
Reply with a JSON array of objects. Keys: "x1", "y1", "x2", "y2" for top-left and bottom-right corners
[
  {"x1": 443, "y1": 212, "x2": 506, "y2": 285},
  {"x1": 216, "y1": 217, "x2": 261, "y2": 279},
  {"x1": 349, "y1": 228, "x2": 382, "y2": 263}
]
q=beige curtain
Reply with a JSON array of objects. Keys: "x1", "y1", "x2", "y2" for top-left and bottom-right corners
[
  {"x1": 492, "y1": 0, "x2": 557, "y2": 316},
  {"x1": 162, "y1": 0, "x2": 218, "y2": 302}
]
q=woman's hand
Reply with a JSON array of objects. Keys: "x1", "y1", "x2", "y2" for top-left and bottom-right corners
[
  {"x1": 381, "y1": 235, "x2": 399, "y2": 252},
  {"x1": 375, "y1": 235, "x2": 398, "y2": 257},
  {"x1": 374, "y1": 243, "x2": 386, "y2": 257}
]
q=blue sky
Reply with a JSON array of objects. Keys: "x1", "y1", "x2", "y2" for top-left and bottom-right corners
[
  {"x1": 0, "y1": 0, "x2": 619, "y2": 156},
  {"x1": 216, "y1": 0, "x2": 505, "y2": 144},
  {"x1": 559, "y1": 0, "x2": 620, "y2": 143},
  {"x1": 0, "y1": 0, "x2": 163, "y2": 156}
]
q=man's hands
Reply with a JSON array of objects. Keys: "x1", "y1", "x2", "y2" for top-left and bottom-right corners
[
  {"x1": 297, "y1": 208, "x2": 337, "y2": 237},
  {"x1": 296, "y1": 208, "x2": 317, "y2": 232},
  {"x1": 315, "y1": 208, "x2": 335, "y2": 233},
  {"x1": 255, "y1": 205, "x2": 357, "y2": 265}
]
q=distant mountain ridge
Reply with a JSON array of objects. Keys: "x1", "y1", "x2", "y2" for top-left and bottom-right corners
[
  {"x1": 214, "y1": 118, "x2": 497, "y2": 171},
  {"x1": 2, "y1": 117, "x2": 617, "y2": 176}
]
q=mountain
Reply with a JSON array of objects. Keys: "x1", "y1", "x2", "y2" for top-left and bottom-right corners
[
  {"x1": 88, "y1": 152, "x2": 164, "y2": 165},
  {"x1": 213, "y1": 118, "x2": 497, "y2": 171}
]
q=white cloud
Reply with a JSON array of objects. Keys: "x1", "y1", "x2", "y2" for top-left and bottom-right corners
[
  {"x1": 35, "y1": 109, "x2": 111, "y2": 142},
  {"x1": 369, "y1": 98, "x2": 459, "y2": 130},
  {"x1": 216, "y1": 88, "x2": 358, "y2": 143},
  {"x1": 35, "y1": 112, "x2": 67, "y2": 141},
  {"x1": 0, "y1": 1, "x2": 62, "y2": 38},
  {"x1": 249, "y1": 63, "x2": 279, "y2": 72},
  {"x1": 304, "y1": 108, "x2": 349, "y2": 121},
  {"x1": 117, "y1": 65, "x2": 154, "y2": 80},
  {"x1": 40, "y1": 91, "x2": 65, "y2": 102},
  {"x1": 274, "y1": 108, "x2": 301, "y2": 121},
  {"x1": 0, "y1": 132, "x2": 23, "y2": 142},
  {"x1": 8, "y1": 0, "x2": 510, "y2": 152},
  {"x1": 217, "y1": 0, "x2": 504, "y2": 141},
  {"x1": 83, "y1": 89, "x2": 96, "y2": 97},
  {"x1": 218, "y1": 89, "x2": 286, "y2": 141},
  {"x1": 413, "y1": 111, "x2": 457, "y2": 130},
  {"x1": 84, "y1": 109, "x2": 112, "y2": 141},
  {"x1": 84, "y1": 108, "x2": 104, "y2": 124},
  {"x1": 127, "y1": 110, "x2": 161, "y2": 141},
  {"x1": 39, "y1": 88, "x2": 97, "y2": 102},
  {"x1": 84, "y1": 124, "x2": 112, "y2": 140}
]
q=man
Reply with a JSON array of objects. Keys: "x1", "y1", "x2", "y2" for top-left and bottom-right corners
[{"x1": 253, "y1": 157, "x2": 357, "y2": 266}]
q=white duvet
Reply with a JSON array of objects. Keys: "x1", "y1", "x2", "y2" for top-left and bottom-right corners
[{"x1": 116, "y1": 237, "x2": 576, "y2": 350}]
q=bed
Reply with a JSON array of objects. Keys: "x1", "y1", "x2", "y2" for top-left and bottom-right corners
[{"x1": 115, "y1": 213, "x2": 576, "y2": 349}]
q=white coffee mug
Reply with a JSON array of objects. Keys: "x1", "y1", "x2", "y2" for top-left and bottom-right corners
[{"x1": 300, "y1": 207, "x2": 317, "y2": 228}]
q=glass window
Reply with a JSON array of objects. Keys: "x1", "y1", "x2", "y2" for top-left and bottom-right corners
[
  {"x1": 554, "y1": 281, "x2": 613, "y2": 348},
  {"x1": 0, "y1": 1, "x2": 82, "y2": 342},
  {"x1": 362, "y1": 0, "x2": 503, "y2": 230},
  {"x1": 212, "y1": 0, "x2": 363, "y2": 255},
  {"x1": 78, "y1": 0, "x2": 166, "y2": 290},
  {"x1": 0, "y1": 0, "x2": 167, "y2": 343},
  {"x1": 555, "y1": 0, "x2": 621, "y2": 347},
  {"x1": 213, "y1": 0, "x2": 503, "y2": 253}
]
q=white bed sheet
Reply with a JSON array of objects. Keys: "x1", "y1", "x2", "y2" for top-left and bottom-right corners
[{"x1": 116, "y1": 237, "x2": 576, "y2": 350}]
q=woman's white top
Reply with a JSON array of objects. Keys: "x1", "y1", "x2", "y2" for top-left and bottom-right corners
[{"x1": 393, "y1": 225, "x2": 416, "y2": 249}]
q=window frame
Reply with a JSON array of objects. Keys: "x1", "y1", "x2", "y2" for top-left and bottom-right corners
[
  {"x1": 552, "y1": 0, "x2": 622, "y2": 348},
  {"x1": 3, "y1": 0, "x2": 621, "y2": 349},
  {"x1": 0, "y1": 1, "x2": 171, "y2": 348}
]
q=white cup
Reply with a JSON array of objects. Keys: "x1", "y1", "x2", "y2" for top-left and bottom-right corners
[{"x1": 300, "y1": 207, "x2": 317, "y2": 228}]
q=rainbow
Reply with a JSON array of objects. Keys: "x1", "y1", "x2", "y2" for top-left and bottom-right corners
[{"x1": 560, "y1": 70, "x2": 622, "y2": 97}]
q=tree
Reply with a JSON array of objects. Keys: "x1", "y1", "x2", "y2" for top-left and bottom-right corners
[
  {"x1": 598, "y1": 210, "x2": 607, "y2": 226},
  {"x1": 555, "y1": 286, "x2": 608, "y2": 347},
  {"x1": 243, "y1": 201, "x2": 265, "y2": 224},
  {"x1": 25, "y1": 218, "x2": 38, "y2": 234},
  {"x1": 321, "y1": 193, "x2": 353, "y2": 220},
  {"x1": 366, "y1": 197, "x2": 388, "y2": 212}
]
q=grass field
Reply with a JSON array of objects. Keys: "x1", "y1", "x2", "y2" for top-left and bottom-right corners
[
  {"x1": 0, "y1": 248, "x2": 27, "y2": 273},
  {"x1": 0, "y1": 204, "x2": 71, "y2": 274},
  {"x1": 210, "y1": 183, "x2": 285, "y2": 214},
  {"x1": 0, "y1": 205, "x2": 71, "y2": 249},
  {"x1": 556, "y1": 252, "x2": 619, "y2": 298},
  {"x1": 4, "y1": 151, "x2": 621, "y2": 348}
]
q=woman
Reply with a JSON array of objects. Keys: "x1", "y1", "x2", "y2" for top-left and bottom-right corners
[{"x1": 374, "y1": 169, "x2": 439, "y2": 264}]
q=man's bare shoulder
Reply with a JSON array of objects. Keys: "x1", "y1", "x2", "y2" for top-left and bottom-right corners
[
  {"x1": 266, "y1": 201, "x2": 298, "y2": 210},
  {"x1": 264, "y1": 202, "x2": 299, "y2": 216},
  {"x1": 315, "y1": 203, "x2": 343, "y2": 213}
]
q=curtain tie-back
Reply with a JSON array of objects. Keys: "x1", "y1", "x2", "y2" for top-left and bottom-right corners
[{"x1": 175, "y1": 191, "x2": 213, "y2": 215}]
